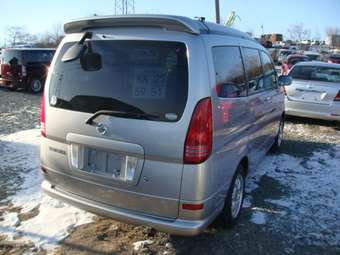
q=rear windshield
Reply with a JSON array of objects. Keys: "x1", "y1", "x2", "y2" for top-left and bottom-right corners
[
  {"x1": 1, "y1": 50, "x2": 55, "y2": 65},
  {"x1": 22, "y1": 50, "x2": 55, "y2": 64},
  {"x1": 49, "y1": 40, "x2": 188, "y2": 122},
  {"x1": 330, "y1": 54, "x2": 340, "y2": 60},
  {"x1": 290, "y1": 66, "x2": 340, "y2": 83},
  {"x1": 288, "y1": 57, "x2": 309, "y2": 65},
  {"x1": 306, "y1": 54, "x2": 320, "y2": 61}
]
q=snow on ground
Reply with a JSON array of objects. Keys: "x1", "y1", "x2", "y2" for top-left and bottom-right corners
[
  {"x1": 246, "y1": 143, "x2": 340, "y2": 246},
  {"x1": 0, "y1": 129, "x2": 94, "y2": 251}
]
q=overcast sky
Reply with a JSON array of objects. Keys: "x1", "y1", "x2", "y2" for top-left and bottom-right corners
[{"x1": 1, "y1": 0, "x2": 339, "y2": 44}]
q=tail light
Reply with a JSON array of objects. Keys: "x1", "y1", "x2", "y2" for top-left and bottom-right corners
[
  {"x1": 0, "y1": 64, "x2": 10, "y2": 76},
  {"x1": 184, "y1": 98, "x2": 213, "y2": 164},
  {"x1": 335, "y1": 91, "x2": 340, "y2": 102},
  {"x1": 40, "y1": 95, "x2": 46, "y2": 137}
]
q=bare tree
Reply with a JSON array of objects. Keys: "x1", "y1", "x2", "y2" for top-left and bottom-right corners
[
  {"x1": 48, "y1": 23, "x2": 64, "y2": 45},
  {"x1": 36, "y1": 23, "x2": 64, "y2": 48},
  {"x1": 6, "y1": 26, "x2": 36, "y2": 46},
  {"x1": 287, "y1": 23, "x2": 311, "y2": 42}
]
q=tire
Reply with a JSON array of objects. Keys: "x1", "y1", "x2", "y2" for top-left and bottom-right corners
[
  {"x1": 218, "y1": 164, "x2": 246, "y2": 228},
  {"x1": 270, "y1": 117, "x2": 284, "y2": 152},
  {"x1": 28, "y1": 79, "x2": 43, "y2": 93}
]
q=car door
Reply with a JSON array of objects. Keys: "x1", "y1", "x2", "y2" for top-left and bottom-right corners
[
  {"x1": 259, "y1": 51, "x2": 283, "y2": 145},
  {"x1": 242, "y1": 47, "x2": 269, "y2": 167}
]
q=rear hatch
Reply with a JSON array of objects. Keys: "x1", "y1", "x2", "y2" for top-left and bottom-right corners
[
  {"x1": 43, "y1": 38, "x2": 189, "y2": 219},
  {"x1": 287, "y1": 65, "x2": 340, "y2": 105}
]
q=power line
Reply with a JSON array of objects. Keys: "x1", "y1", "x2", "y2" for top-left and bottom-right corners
[{"x1": 114, "y1": 0, "x2": 135, "y2": 15}]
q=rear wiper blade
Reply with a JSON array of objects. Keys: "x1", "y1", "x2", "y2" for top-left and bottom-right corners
[
  {"x1": 85, "y1": 110, "x2": 159, "y2": 125},
  {"x1": 61, "y1": 32, "x2": 92, "y2": 62}
]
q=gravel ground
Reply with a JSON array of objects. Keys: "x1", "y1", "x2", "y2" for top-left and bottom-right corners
[{"x1": 0, "y1": 88, "x2": 340, "y2": 255}]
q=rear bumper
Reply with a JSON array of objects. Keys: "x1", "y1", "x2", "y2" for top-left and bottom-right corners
[
  {"x1": 42, "y1": 180, "x2": 222, "y2": 236},
  {"x1": 285, "y1": 99, "x2": 340, "y2": 121}
]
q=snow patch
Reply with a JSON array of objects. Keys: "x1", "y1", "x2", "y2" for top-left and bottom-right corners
[
  {"x1": 133, "y1": 240, "x2": 153, "y2": 251},
  {"x1": 0, "y1": 129, "x2": 94, "y2": 250}
]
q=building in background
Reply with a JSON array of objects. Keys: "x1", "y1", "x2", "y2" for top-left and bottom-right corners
[{"x1": 326, "y1": 34, "x2": 340, "y2": 48}]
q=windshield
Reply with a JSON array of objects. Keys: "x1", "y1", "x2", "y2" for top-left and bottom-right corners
[
  {"x1": 49, "y1": 40, "x2": 188, "y2": 122},
  {"x1": 290, "y1": 66, "x2": 340, "y2": 83}
]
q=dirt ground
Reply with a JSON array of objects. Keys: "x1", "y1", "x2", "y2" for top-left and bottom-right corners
[{"x1": 0, "y1": 88, "x2": 340, "y2": 255}]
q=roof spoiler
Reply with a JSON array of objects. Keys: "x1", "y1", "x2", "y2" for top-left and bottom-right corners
[{"x1": 64, "y1": 15, "x2": 201, "y2": 35}]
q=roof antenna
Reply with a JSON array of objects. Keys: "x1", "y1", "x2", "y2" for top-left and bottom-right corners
[{"x1": 194, "y1": 16, "x2": 210, "y2": 34}]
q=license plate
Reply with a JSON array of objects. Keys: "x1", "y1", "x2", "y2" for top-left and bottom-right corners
[{"x1": 83, "y1": 148, "x2": 137, "y2": 181}]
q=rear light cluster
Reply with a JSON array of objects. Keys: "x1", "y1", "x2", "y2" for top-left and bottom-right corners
[
  {"x1": 40, "y1": 95, "x2": 46, "y2": 137},
  {"x1": 184, "y1": 98, "x2": 213, "y2": 164},
  {"x1": 0, "y1": 64, "x2": 10, "y2": 76},
  {"x1": 335, "y1": 91, "x2": 340, "y2": 102}
]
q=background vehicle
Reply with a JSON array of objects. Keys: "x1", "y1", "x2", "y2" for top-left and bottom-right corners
[
  {"x1": 278, "y1": 49, "x2": 295, "y2": 64},
  {"x1": 285, "y1": 62, "x2": 340, "y2": 121},
  {"x1": 0, "y1": 48, "x2": 55, "y2": 92},
  {"x1": 304, "y1": 51, "x2": 321, "y2": 61},
  {"x1": 328, "y1": 54, "x2": 340, "y2": 64},
  {"x1": 41, "y1": 15, "x2": 286, "y2": 235},
  {"x1": 286, "y1": 54, "x2": 310, "y2": 69}
]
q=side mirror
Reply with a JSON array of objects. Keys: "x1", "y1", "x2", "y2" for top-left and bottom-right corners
[{"x1": 278, "y1": 75, "x2": 292, "y2": 86}]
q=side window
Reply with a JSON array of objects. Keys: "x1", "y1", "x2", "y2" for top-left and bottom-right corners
[
  {"x1": 243, "y1": 48, "x2": 263, "y2": 94},
  {"x1": 260, "y1": 51, "x2": 278, "y2": 89},
  {"x1": 212, "y1": 46, "x2": 247, "y2": 98}
]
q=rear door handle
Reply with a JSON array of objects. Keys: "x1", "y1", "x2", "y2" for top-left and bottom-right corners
[{"x1": 265, "y1": 96, "x2": 272, "y2": 102}]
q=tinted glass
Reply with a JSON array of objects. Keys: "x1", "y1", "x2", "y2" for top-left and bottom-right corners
[
  {"x1": 261, "y1": 51, "x2": 277, "y2": 89},
  {"x1": 306, "y1": 54, "x2": 320, "y2": 61},
  {"x1": 49, "y1": 40, "x2": 188, "y2": 122},
  {"x1": 22, "y1": 50, "x2": 55, "y2": 64},
  {"x1": 288, "y1": 56, "x2": 309, "y2": 65},
  {"x1": 290, "y1": 66, "x2": 340, "y2": 83},
  {"x1": 243, "y1": 48, "x2": 263, "y2": 94},
  {"x1": 212, "y1": 46, "x2": 246, "y2": 98}
]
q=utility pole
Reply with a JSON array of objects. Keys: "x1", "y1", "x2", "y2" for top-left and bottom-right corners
[
  {"x1": 115, "y1": 0, "x2": 135, "y2": 15},
  {"x1": 215, "y1": 0, "x2": 221, "y2": 24}
]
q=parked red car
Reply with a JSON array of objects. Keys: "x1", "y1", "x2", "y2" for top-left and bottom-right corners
[{"x1": 328, "y1": 54, "x2": 340, "y2": 64}]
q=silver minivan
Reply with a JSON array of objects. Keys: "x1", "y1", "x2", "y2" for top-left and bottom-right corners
[{"x1": 41, "y1": 15, "x2": 289, "y2": 235}]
